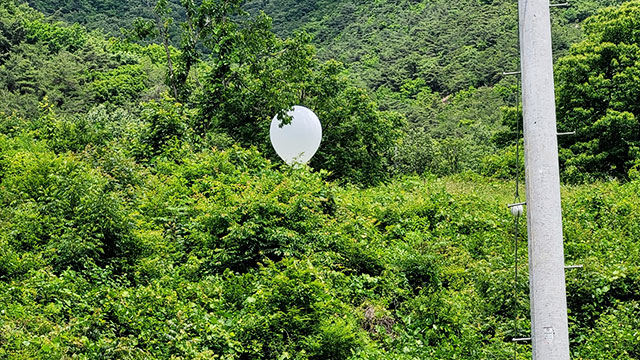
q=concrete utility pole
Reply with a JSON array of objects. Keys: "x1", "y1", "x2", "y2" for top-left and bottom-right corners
[{"x1": 518, "y1": 0, "x2": 571, "y2": 358}]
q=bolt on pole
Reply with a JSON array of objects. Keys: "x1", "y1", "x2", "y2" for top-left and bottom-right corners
[{"x1": 518, "y1": 0, "x2": 571, "y2": 359}]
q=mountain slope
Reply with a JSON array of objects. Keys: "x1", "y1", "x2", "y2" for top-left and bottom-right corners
[
  {"x1": 247, "y1": 0, "x2": 628, "y2": 93},
  {"x1": 27, "y1": 0, "x2": 628, "y2": 94}
]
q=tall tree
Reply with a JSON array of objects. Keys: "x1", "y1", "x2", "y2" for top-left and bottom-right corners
[
  {"x1": 556, "y1": 0, "x2": 640, "y2": 181},
  {"x1": 158, "y1": 0, "x2": 404, "y2": 185}
]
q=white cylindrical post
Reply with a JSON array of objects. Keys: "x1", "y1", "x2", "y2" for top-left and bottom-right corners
[{"x1": 518, "y1": 0, "x2": 570, "y2": 359}]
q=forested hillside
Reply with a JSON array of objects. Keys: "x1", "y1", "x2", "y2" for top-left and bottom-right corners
[
  {"x1": 245, "y1": 0, "x2": 633, "y2": 178},
  {"x1": 25, "y1": 0, "x2": 183, "y2": 39},
  {"x1": 24, "y1": 0, "x2": 635, "y2": 177},
  {"x1": 2, "y1": 0, "x2": 640, "y2": 358},
  {"x1": 29, "y1": 0, "x2": 623, "y2": 93},
  {"x1": 248, "y1": 0, "x2": 624, "y2": 90}
]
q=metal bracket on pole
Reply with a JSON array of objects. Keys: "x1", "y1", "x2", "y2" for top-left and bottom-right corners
[
  {"x1": 512, "y1": 337, "x2": 533, "y2": 343},
  {"x1": 502, "y1": 71, "x2": 522, "y2": 76},
  {"x1": 508, "y1": 202, "x2": 527, "y2": 208},
  {"x1": 557, "y1": 131, "x2": 576, "y2": 136},
  {"x1": 549, "y1": 2, "x2": 569, "y2": 7},
  {"x1": 564, "y1": 265, "x2": 584, "y2": 270}
]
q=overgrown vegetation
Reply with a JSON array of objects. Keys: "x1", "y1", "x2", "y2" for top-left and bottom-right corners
[
  {"x1": 1, "y1": 0, "x2": 640, "y2": 358},
  {"x1": 2, "y1": 129, "x2": 639, "y2": 358},
  {"x1": 556, "y1": 0, "x2": 640, "y2": 182}
]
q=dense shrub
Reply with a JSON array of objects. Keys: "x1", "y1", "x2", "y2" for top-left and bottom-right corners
[
  {"x1": 3, "y1": 126, "x2": 640, "y2": 358},
  {"x1": 0, "y1": 140, "x2": 138, "y2": 275}
]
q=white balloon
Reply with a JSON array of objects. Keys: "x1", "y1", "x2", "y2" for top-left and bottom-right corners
[{"x1": 270, "y1": 106, "x2": 322, "y2": 166}]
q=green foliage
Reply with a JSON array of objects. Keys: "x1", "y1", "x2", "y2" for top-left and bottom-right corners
[
  {"x1": 241, "y1": 0, "x2": 625, "y2": 181},
  {"x1": 0, "y1": 2, "x2": 167, "y2": 116},
  {"x1": 0, "y1": 41, "x2": 89, "y2": 114},
  {"x1": 24, "y1": 19, "x2": 86, "y2": 52},
  {"x1": 90, "y1": 64, "x2": 149, "y2": 104},
  {"x1": 177, "y1": 3, "x2": 404, "y2": 185},
  {"x1": 26, "y1": 0, "x2": 183, "y2": 41},
  {"x1": 14, "y1": 0, "x2": 630, "y2": 183},
  {"x1": 3, "y1": 117, "x2": 640, "y2": 357},
  {"x1": 306, "y1": 61, "x2": 405, "y2": 185},
  {"x1": 247, "y1": 0, "x2": 599, "y2": 95},
  {"x1": 562, "y1": 180, "x2": 640, "y2": 356},
  {"x1": 224, "y1": 259, "x2": 367, "y2": 359},
  {"x1": 196, "y1": 12, "x2": 314, "y2": 139},
  {"x1": 393, "y1": 86, "x2": 511, "y2": 176},
  {"x1": 2, "y1": 1, "x2": 640, "y2": 359},
  {"x1": 139, "y1": 95, "x2": 191, "y2": 156},
  {"x1": 0, "y1": 140, "x2": 138, "y2": 276},
  {"x1": 572, "y1": 301, "x2": 640, "y2": 358},
  {"x1": 556, "y1": 0, "x2": 640, "y2": 181},
  {"x1": 478, "y1": 144, "x2": 524, "y2": 181},
  {"x1": 0, "y1": 1, "x2": 30, "y2": 65}
]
